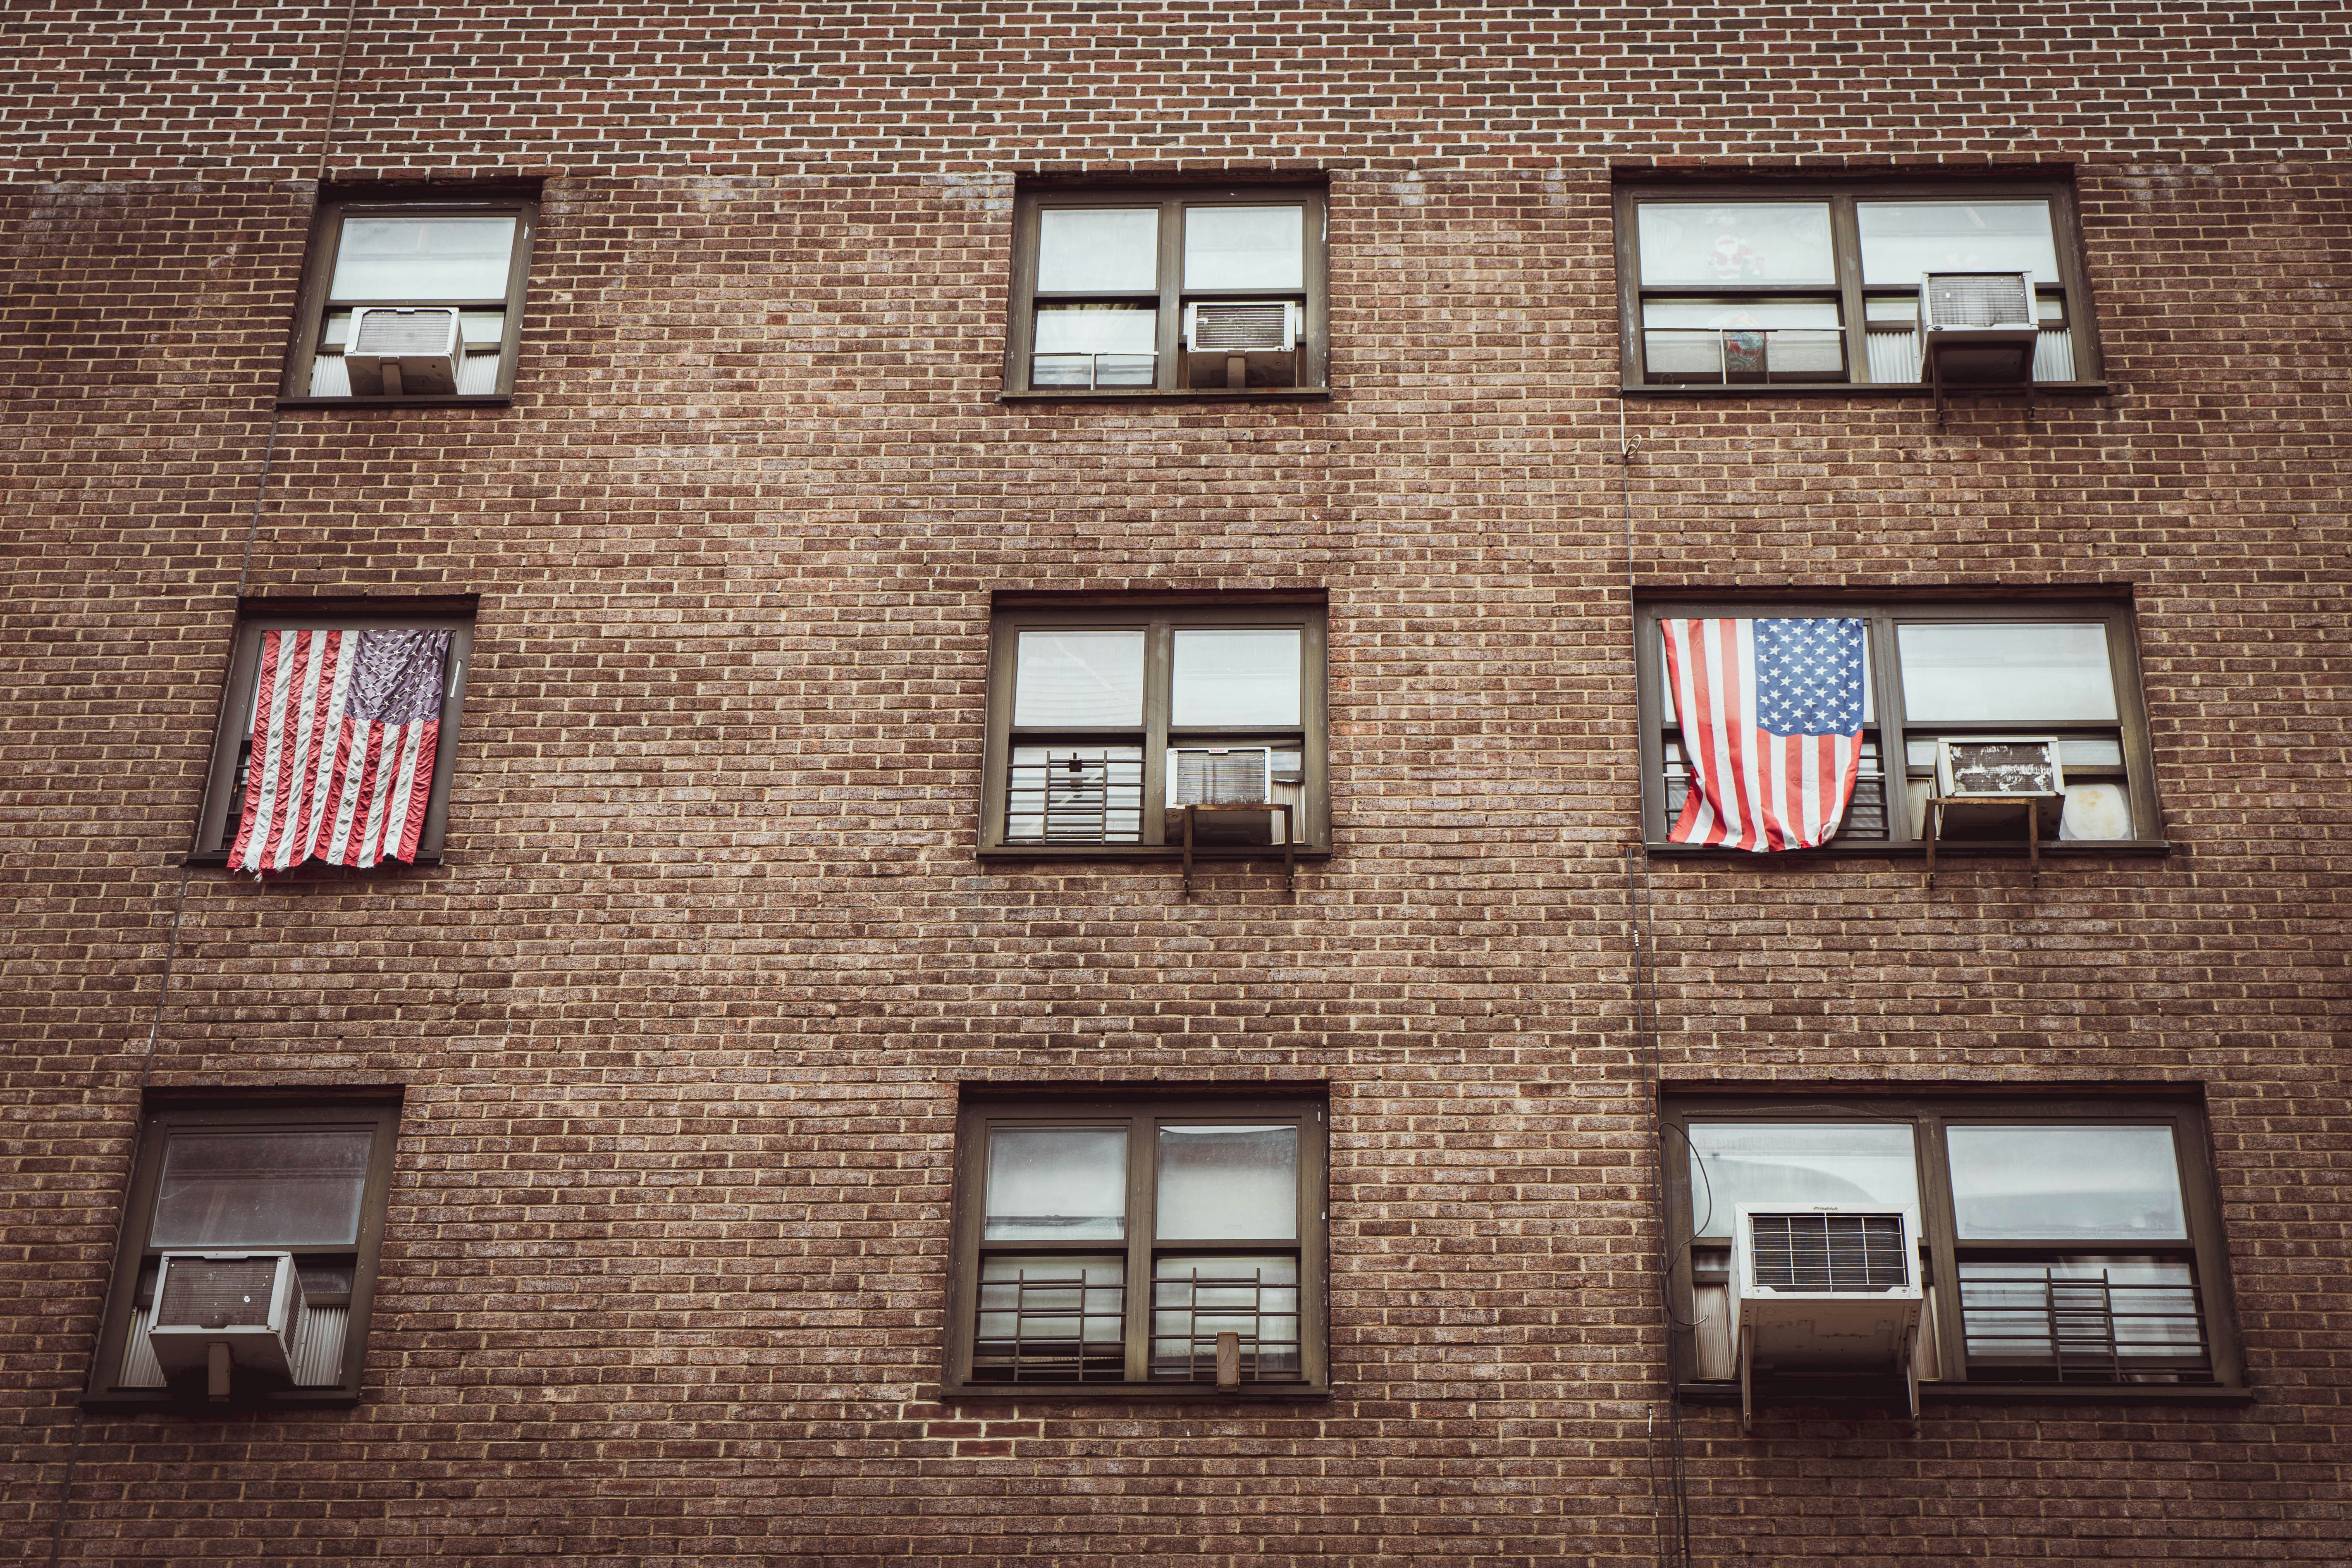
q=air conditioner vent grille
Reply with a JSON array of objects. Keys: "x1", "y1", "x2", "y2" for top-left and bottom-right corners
[
  {"x1": 156, "y1": 1256, "x2": 278, "y2": 1329},
  {"x1": 1175, "y1": 748, "x2": 1268, "y2": 806},
  {"x1": 1924, "y1": 273, "x2": 2034, "y2": 329},
  {"x1": 1749, "y1": 1212, "x2": 1908, "y2": 1292},
  {"x1": 352, "y1": 309, "x2": 459, "y2": 354},
  {"x1": 1192, "y1": 303, "x2": 1291, "y2": 351}
]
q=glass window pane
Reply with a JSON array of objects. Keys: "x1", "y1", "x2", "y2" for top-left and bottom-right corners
[
  {"x1": 1183, "y1": 205, "x2": 1304, "y2": 291},
  {"x1": 149, "y1": 1131, "x2": 372, "y2": 1247},
  {"x1": 976, "y1": 1255, "x2": 1127, "y2": 1379},
  {"x1": 1959, "y1": 1256, "x2": 2206, "y2": 1369},
  {"x1": 1684, "y1": 1123, "x2": 1918, "y2": 1236},
  {"x1": 1036, "y1": 207, "x2": 1158, "y2": 292},
  {"x1": 1033, "y1": 303, "x2": 1156, "y2": 355},
  {"x1": 1896, "y1": 622, "x2": 2119, "y2": 721},
  {"x1": 330, "y1": 215, "x2": 517, "y2": 300},
  {"x1": 1170, "y1": 629, "x2": 1301, "y2": 727},
  {"x1": 1858, "y1": 200, "x2": 2061, "y2": 286},
  {"x1": 1012, "y1": 630, "x2": 1145, "y2": 727},
  {"x1": 1641, "y1": 299, "x2": 1841, "y2": 330},
  {"x1": 1948, "y1": 1125, "x2": 2188, "y2": 1240},
  {"x1": 1156, "y1": 1124, "x2": 1298, "y2": 1240},
  {"x1": 1636, "y1": 202, "x2": 1835, "y2": 286},
  {"x1": 1006, "y1": 744, "x2": 1144, "y2": 843},
  {"x1": 984, "y1": 1127, "x2": 1127, "y2": 1240}
]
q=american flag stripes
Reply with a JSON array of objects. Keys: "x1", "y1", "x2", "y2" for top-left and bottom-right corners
[
  {"x1": 1662, "y1": 617, "x2": 1866, "y2": 852},
  {"x1": 228, "y1": 628, "x2": 453, "y2": 873}
]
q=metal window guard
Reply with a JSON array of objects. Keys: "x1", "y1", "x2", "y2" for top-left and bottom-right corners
[
  {"x1": 1179, "y1": 802, "x2": 1296, "y2": 899},
  {"x1": 975, "y1": 1267, "x2": 1127, "y2": 1383},
  {"x1": 1151, "y1": 1265, "x2": 1301, "y2": 1385},
  {"x1": 1959, "y1": 1268, "x2": 2211, "y2": 1383},
  {"x1": 1005, "y1": 752, "x2": 1145, "y2": 844}
]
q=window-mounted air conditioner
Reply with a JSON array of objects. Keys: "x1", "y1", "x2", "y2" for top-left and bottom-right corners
[
  {"x1": 1730, "y1": 1204, "x2": 1923, "y2": 1431},
  {"x1": 1169, "y1": 747, "x2": 1299, "y2": 846},
  {"x1": 1183, "y1": 301, "x2": 1301, "y2": 354},
  {"x1": 1918, "y1": 271, "x2": 2039, "y2": 384},
  {"x1": 344, "y1": 306, "x2": 464, "y2": 396},
  {"x1": 146, "y1": 1251, "x2": 314, "y2": 1397}
]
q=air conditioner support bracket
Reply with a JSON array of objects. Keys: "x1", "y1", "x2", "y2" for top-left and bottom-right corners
[
  {"x1": 1180, "y1": 804, "x2": 1296, "y2": 900},
  {"x1": 1737, "y1": 1324, "x2": 1753, "y2": 1435},
  {"x1": 1925, "y1": 796, "x2": 2052, "y2": 888},
  {"x1": 1929, "y1": 354, "x2": 2036, "y2": 428}
]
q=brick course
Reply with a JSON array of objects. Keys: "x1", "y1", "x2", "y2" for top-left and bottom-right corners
[{"x1": 2, "y1": 3, "x2": 2347, "y2": 1565}]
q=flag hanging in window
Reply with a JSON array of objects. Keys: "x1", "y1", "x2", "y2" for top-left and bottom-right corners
[
  {"x1": 228, "y1": 628, "x2": 451, "y2": 873},
  {"x1": 1662, "y1": 617, "x2": 1865, "y2": 851}
]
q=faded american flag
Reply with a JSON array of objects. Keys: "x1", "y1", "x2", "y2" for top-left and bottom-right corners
[{"x1": 1662, "y1": 617, "x2": 1865, "y2": 852}]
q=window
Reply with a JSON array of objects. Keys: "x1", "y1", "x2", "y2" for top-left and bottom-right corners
[
  {"x1": 1664, "y1": 1094, "x2": 2243, "y2": 1398},
  {"x1": 1635, "y1": 599, "x2": 2160, "y2": 851},
  {"x1": 946, "y1": 1093, "x2": 1328, "y2": 1397},
  {"x1": 190, "y1": 598, "x2": 476, "y2": 870},
  {"x1": 1004, "y1": 183, "x2": 1327, "y2": 396},
  {"x1": 84, "y1": 1098, "x2": 401, "y2": 1408},
  {"x1": 1614, "y1": 178, "x2": 2100, "y2": 390},
  {"x1": 979, "y1": 599, "x2": 1328, "y2": 857},
  {"x1": 282, "y1": 189, "x2": 537, "y2": 403}
]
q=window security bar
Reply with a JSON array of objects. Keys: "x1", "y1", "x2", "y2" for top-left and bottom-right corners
[
  {"x1": 1149, "y1": 1266, "x2": 1303, "y2": 1383},
  {"x1": 1960, "y1": 1268, "x2": 2212, "y2": 1383},
  {"x1": 1642, "y1": 328, "x2": 1848, "y2": 385},
  {"x1": 1005, "y1": 753, "x2": 1144, "y2": 843},
  {"x1": 1030, "y1": 352, "x2": 1158, "y2": 390},
  {"x1": 972, "y1": 1268, "x2": 1127, "y2": 1383}
]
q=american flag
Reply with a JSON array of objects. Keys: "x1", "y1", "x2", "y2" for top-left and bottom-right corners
[
  {"x1": 228, "y1": 628, "x2": 452, "y2": 872},
  {"x1": 1662, "y1": 617, "x2": 1865, "y2": 852}
]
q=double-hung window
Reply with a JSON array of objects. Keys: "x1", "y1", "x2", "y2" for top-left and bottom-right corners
[
  {"x1": 980, "y1": 600, "x2": 1328, "y2": 856},
  {"x1": 1005, "y1": 184, "x2": 1328, "y2": 396},
  {"x1": 283, "y1": 189, "x2": 536, "y2": 403},
  {"x1": 946, "y1": 1093, "x2": 1328, "y2": 1397},
  {"x1": 1665, "y1": 1095, "x2": 2243, "y2": 1398},
  {"x1": 1636, "y1": 599, "x2": 2160, "y2": 851},
  {"x1": 1615, "y1": 178, "x2": 2100, "y2": 390}
]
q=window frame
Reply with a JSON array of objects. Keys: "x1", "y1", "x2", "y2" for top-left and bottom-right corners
[
  {"x1": 978, "y1": 598, "x2": 1330, "y2": 859},
  {"x1": 1662, "y1": 1091, "x2": 2245, "y2": 1401},
  {"x1": 1001, "y1": 181, "x2": 1330, "y2": 400},
  {"x1": 83, "y1": 1096, "x2": 403, "y2": 1410},
  {"x1": 187, "y1": 596, "x2": 478, "y2": 869},
  {"x1": 1613, "y1": 174, "x2": 2104, "y2": 394},
  {"x1": 279, "y1": 187, "x2": 538, "y2": 407},
  {"x1": 943, "y1": 1091, "x2": 1330, "y2": 1401},
  {"x1": 1634, "y1": 596, "x2": 2163, "y2": 855}
]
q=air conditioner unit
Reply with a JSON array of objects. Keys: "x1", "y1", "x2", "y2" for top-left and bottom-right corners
[
  {"x1": 1183, "y1": 301, "x2": 1301, "y2": 354},
  {"x1": 1173, "y1": 746, "x2": 1272, "y2": 806},
  {"x1": 146, "y1": 1251, "x2": 312, "y2": 1397},
  {"x1": 344, "y1": 306, "x2": 463, "y2": 396},
  {"x1": 1918, "y1": 271, "x2": 2039, "y2": 384},
  {"x1": 1730, "y1": 1204, "x2": 1923, "y2": 1432}
]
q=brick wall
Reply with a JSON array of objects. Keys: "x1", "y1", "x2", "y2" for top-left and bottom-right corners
[{"x1": 2, "y1": 3, "x2": 2346, "y2": 1564}]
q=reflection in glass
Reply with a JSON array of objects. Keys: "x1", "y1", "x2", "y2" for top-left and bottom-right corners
[
  {"x1": 1151, "y1": 1254, "x2": 1301, "y2": 1379},
  {"x1": 1170, "y1": 629, "x2": 1301, "y2": 727},
  {"x1": 330, "y1": 216, "x2": 517, "y2": 300},
  {"x1": 149, "y1": 1131, "x2": 372, "y2": 1247},
  {"x1": 1036, "y1": 208, "x2": 1158, "y2": 292},
  {"x1": 1034, "y1": 303, "x2": 1156, "y2": 356},
  {"x1": 1896, "y1": 622, "x2": 2118, "y2": 721},
  {"x1": 984, "y1": 1127, "x2": 1128, "y2": 1239},
  {"x1": 1684, "y1": 1123, "x2": 1918, "y2": 1236},
  {"x1": 1636, "y1": 202, "x2": 1836, "y2": 286},
  {"x1": 1641, "y1": 299, "x2": 1841, "y2": 330},
  {"x1": 1183, "y1": 206, "x2": 1304, "y2": 290},
  {"x1": 1948, "y1": 1125, "x2": 2187, "y2": 1239},
  {"x1": 1858, "y1": 201, "x2": 2060, "y2": 286},
  {"x1": 1012, "y1": 630, "x2": 1146, "y2": 727},
  {"x1": 1156, "y1": 1124, "x2": 1298, "y2": 1239}
]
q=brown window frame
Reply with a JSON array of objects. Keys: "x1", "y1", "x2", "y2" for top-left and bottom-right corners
[
  {"x1": 83, "y1": 1095, "x2": 404, "y2": 1410},
  {"x1": 1000, "y1": 181, "x2": 1330, "y2": 401},
  {"x1": 1613, "y1": 174, "x2": 2104, "y2": 394},
  {"x1": 1662, "y1": 1091, "x2": 2247, "y2": 1403},
  {"x1": 278, "y1": 186, "x2": 538, "y2": 407},
  {"x1": 1634, "y1": 596, "x2": 2163, "y2": 856},
  {"x1": 187, "y1": 596, "x2": 478, "y2": 869},
  {"x1": 978, "y1": 597, "x2": 1330, "y2": 861},
  {"x1": 943, "y1": 1090, "x2": 1330, "y2": 1401}
]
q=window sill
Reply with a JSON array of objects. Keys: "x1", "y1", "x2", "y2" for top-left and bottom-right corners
[
  {"x1": 1642, "y1": 838, "x2": 2171, "y2": 861},
  {"x1": 276, "y1": 395, "x2": 513, "y2": 410},
  {"x1": 178, "y1": 852, "x2": 444, "y2": 872},
  {"x1": 938, "y1": 1380, "x2": 1329, "y2": 1403},
  {"x1": 1678, "y1": 1379, "x2": 2252, "y2": 1408},
  {"x1": 977, "y1": 844, "x2": 1331, "y2": 863},
  {"x1": 81, "y1": 1387, "x2": 363, "y2": 1412},
  {"x1": 997, "y1": 387, "x2": 1332, "y2": 404},
  {"x1": 1620, "y1": 381, "x2": 2109, "y2": 399}
]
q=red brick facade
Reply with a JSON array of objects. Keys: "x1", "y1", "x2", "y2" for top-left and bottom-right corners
[{"x1": 3, "y1": 3, "x2": 2346, "y2": 1563}]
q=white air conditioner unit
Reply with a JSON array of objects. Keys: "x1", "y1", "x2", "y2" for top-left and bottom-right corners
[
  {"x1": 1183, "y1": 301, "x2": 1301, "y2": 353},
  {"x1": 146, "y1": 1251, "x2": 312, "y2": 1397},
  {"x1": 344, "y1": 306, "x2": 463, "y2": 396},
  {"x1": 1918, "y1": 271, "x2": 2039, "y2": 385},
  {"x1": 1730, "y1": 1204, "x2": 1923, "y2": 1432},
  {"x1": 1172, "y1": 746, "x2": 1273, "y2": 807}
]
